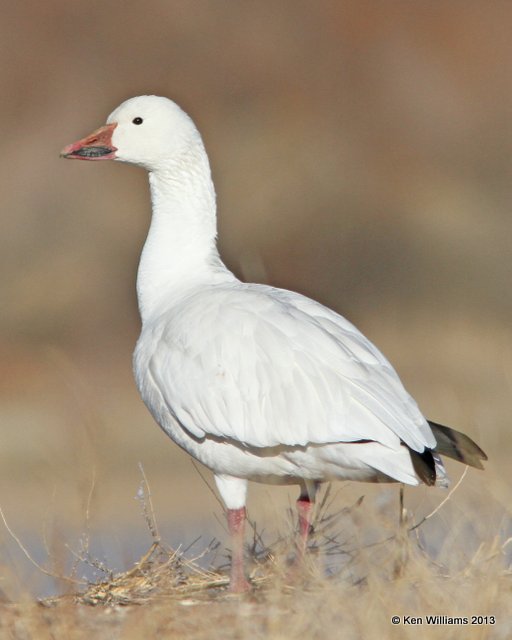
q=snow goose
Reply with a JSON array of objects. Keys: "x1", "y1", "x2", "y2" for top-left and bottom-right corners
[{"x1": 61, "y1": 95, "x2": 487, "y2": 592}]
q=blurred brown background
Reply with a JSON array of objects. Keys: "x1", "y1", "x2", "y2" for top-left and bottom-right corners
[{"x1": 0, "y1": 1, "x2": 510, "y2": 595}]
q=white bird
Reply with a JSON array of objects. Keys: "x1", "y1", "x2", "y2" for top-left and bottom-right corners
[{"x1": 61, "y1": 95, "x2": 486, "y2": 592}]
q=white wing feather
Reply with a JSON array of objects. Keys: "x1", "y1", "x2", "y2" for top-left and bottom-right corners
[{"x1": 146, "y1": 283, "x2": 435, "y2": 453}]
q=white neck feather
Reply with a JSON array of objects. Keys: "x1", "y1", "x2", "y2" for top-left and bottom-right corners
[{"x1": 136, "y1": 140, "x2": 234, "y2": 323}]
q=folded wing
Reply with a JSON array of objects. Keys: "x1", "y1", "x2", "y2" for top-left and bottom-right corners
[{"x1": 147, "y1": 284, "x2": 436, "y2": 453}]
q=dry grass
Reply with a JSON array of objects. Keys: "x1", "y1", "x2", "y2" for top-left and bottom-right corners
[{"x1": 0, "y1": 472, "x2": 510, "y2": 640}]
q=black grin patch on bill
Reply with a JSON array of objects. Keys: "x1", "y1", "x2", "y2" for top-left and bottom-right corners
[{"x1": 70, "y1": 146, "x2": 113, "y2": 158}]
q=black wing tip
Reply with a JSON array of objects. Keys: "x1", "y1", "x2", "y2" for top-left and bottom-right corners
[
  {"x1": 427, "y1": 420, "x2": 488, "y2": 467},
  {"x1": 410, "y1": 447, "x2": 437, "y2": 486}
]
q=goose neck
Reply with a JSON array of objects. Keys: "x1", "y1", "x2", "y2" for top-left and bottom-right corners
[{"x1": 136, "y1": 158, "x2": 224, "y2": 321}]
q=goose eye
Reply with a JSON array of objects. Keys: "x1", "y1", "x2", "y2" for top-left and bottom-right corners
[{"x1": 132, "y1": 117, "x2": 143, "y2": 125}]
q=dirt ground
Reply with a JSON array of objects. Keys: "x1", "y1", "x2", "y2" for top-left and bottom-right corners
[{"x1": 1, "y1": 550, "x2": 510, "y2": 640}]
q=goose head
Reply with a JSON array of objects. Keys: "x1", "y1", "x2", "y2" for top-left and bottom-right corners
[{"x1": 61, "y1": 95, "x2": 200, "y2": 173}]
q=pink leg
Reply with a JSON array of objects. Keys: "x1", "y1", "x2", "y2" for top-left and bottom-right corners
[
  {"x1": 227, "y1": 507, "x2": 251, "y2": 593},
  {"x1": 296, "y1": 497, "x2": 314, "y2": 560}
]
